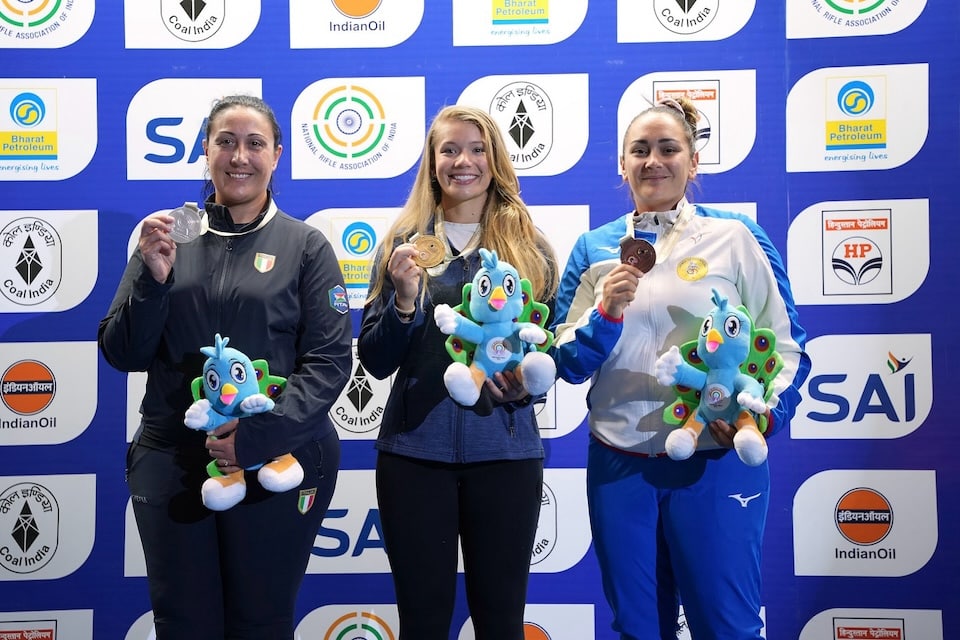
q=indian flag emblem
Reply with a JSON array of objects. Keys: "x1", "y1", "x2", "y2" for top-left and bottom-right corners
[
  {"x1": 298, "y1": 488, "x2": 317, "y2": 514},
  {"x1": 254, "y1": 253, "x2": 276, "y2": 273}
]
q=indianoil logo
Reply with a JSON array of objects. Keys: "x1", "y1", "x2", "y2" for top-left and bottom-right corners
[
  {"x1": 834, "y1": 487, "x2": 893, "y2": 545},
  {"x1": 1, "y1": 359, "x2": 56, "y2": 415},
  {"x1": 332, "y1": 0, "x2": 382, "y2": 19},
  {"x1": 523, "y1": 622, "x2": 551, "y2": 639}
]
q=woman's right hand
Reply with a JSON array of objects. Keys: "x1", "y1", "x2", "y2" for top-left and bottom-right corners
[
  {"x1": 388, "y1": 243, "x2": 422, "y2": 310},
  {"x1": 600, "y1": 263, "x2": 643, "y2": 319},
  {"x1": 139, "y1": 213, "x2": 177, "y2": 283}
]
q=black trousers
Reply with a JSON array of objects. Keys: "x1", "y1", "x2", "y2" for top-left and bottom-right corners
[
  {"x1": 128, "y1": 430, "x2": 340, "y2": 639},
  {"x1": 376, "y1": 451, "x2": 543, "y2": 640}
]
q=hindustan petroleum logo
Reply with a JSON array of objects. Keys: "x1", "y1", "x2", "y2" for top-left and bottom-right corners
[
  {"x1": 332, "y1": 0, "x2": 382, "y2": 19},
  {"x1": 0, "y1": 0, "x2": 60, "y2": 29},
  {"x1": 324, "y1": 610, "x2": 395, "y2": 640},
  {"x1": 490, "y1": 81, "x2": 553, "y2": 170},
  {"x1": 161, "y1": 0, "x2": 226, "y2": 42},
  {"x1": 2, "y1": 359, "x2": 56, "y2": 415},
  {"x1": 820, "y1": 0, "x2": 898, "y2": 27},
  {"x1": 0, "y1": 217, "x2": 62, "y2": 306},
  {"x1": 831, "y1": 235, "x2": 883, "y2": 285},
  {"x1": 0, "y1": 482, "x2": 59, "y2": 574},
  {"x1": 302, "y1": 84, "x2": 396, "y2": 171},
  {"x1": 342, "y1": 221, "x2": 376, "y2": 258},
  {"x1": 834, "y1": 487, "x2": 896, "y2": 561},
  {"x1": 530, "y1": 481, "x2": 558, "y2": 565},
  {"x1": 654, "y1": 0, "x2": 718, "y2": 35}
]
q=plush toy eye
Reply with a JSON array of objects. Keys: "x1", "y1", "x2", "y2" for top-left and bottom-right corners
[
  {"x1": 477, "y1": 274, "x2": 492, "y2": 297},
  {"x1": 502, "y1": 273, "x2": 516, "y2": 297},
  {"x1": 700, "y1": 316, "x2": 713, "y2": 336},
  {"x1": 205, "y1": 369, "x2": 221, "y2": 391},
  {"x1": 724, "y1": 314, "x2": 742, "y2": 338},
  {"x1": 230, "y1": 362, "x2": 247, "y2": 384}
]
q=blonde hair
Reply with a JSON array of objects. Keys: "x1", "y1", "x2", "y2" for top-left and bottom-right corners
[{"x1": 367, "y1": 105, "x2": 558, "y2": 303}]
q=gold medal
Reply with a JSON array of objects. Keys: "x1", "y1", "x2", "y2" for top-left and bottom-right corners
[{"x1": 412, "y1": 234, "x2": 445, "y2": 268}]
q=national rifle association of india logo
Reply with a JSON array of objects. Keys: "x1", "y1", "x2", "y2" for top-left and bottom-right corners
[{"x1": 301, "y1": 84, "x2": 396, "y2": 172}]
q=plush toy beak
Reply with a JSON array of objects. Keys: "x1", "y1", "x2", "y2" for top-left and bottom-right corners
[
  {"x1": 488, "y1": 287, "x2": 507, "y2": 311},
  {"x1": 219, "y1": 383, "x2": 239, "y2": 406},
  {"x1": 705, "y1": 328, "x2": 724, "y2": 353}
]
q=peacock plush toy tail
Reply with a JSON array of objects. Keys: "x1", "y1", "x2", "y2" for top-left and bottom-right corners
[
  {"x1": 444, "y1": 277, "x2": 554, "y2": 366},
  {"x1": 662, "y1": 311, "x2": 783, "y2": 434}
]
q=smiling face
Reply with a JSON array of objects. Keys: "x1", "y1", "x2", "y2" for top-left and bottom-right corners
[
  {"x1": 432, "y1": 118, "x2": 492, "y2": 222},
  {"x1": 203, "y1": 105, "x2": 282, "y2": 224},
  {"x1": 620, "y1": 111, "x2": 698, "y2": 214}
]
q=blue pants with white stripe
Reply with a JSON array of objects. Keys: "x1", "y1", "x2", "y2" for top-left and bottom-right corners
[{"x1": 587, "y1": 436, "x2": 768, "y2": 640}]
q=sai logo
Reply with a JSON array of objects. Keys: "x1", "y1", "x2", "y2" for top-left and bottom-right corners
[{"x1": 1, "y1": 360, "x2": 56, "y2": 415}]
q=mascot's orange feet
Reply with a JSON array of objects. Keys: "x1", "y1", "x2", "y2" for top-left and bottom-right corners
[
  {"x1": 258, "y1": 453, "x2": 305, "y2": 493},
  {"x1": 202, "y1": 470, "x2": 246, "y2": 511}
]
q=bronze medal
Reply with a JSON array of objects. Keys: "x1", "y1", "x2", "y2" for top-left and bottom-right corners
[
  {"x1": 619, "y1": 237, "x2": 656, "y2": 273},
  {"x1": 412, "y1": 234, "x2": 445, "y2": 268}
]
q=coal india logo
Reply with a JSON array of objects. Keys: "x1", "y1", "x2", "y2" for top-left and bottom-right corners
[
  {"x1": 489, "y1": 81, "x2": 554, "y2": 170},
  {"x1": 0, "y1": 217, "x2": 62, "y2": 306},
  {"x1": 161, "y1": 0, "x2": 225, "y2": 42},
  {"x1": 0, "y1": 482, "x2": 59, "y2": 574},
  {"x1": 654, "y1": 0, "x2": 719, "y2": 35}
]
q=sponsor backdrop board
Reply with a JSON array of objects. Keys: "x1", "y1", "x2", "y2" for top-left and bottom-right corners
[{"x1": 1, "y1": 2, "x2": 955, "y2": 639}]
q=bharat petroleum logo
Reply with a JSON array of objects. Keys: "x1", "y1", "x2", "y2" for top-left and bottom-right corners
[
  {"x1": 323, "y1": 610, "x2": 395, "y2": 640},
  {"x1": 332, "y1": 0, "x2": 382, "y2": 18},
  {"x1": 835, "y1": 487, "x2": 893, "y2": 546},
  {"x1": 837, "y1": 81, "x2": 875, "y2": 117},
  {"x1": 342, "y1": 221, "x2": 376, "y2": 258},
  {"x1": 0, "y1": 0, "x2": 60, "y2": 27},
  {"x1": 10, "y1": 92, "x2": 46, "y2": 129},
  {"x1": 308, "y1": 85, "x2": 390, "y2": 161}
]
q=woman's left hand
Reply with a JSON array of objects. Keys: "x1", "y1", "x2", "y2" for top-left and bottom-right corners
[
  {"x1": 206, "y1": 420, "x2": 242, "y2": 474},
  {"x1": 707, "y1": 419, "x2": 736, "y2": 449},
  {"x1": 486, "y1": 369, "x2": 529, "y2": 404}
]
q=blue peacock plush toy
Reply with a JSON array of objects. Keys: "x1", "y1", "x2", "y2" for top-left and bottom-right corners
[
  {"x1": 654, "y1": 288, "x2": 783, "y2": 466},
  {"x1": 184, "y1": 333, "x2": 304, "y2": 511},
  {"x1": 433, "y1": 248, "x2": 556, "y2": 407}
]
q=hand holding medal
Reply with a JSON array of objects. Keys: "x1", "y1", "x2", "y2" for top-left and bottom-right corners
[{"x1": 412, "y1": 234, "x2": 445, "y2": 269}]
